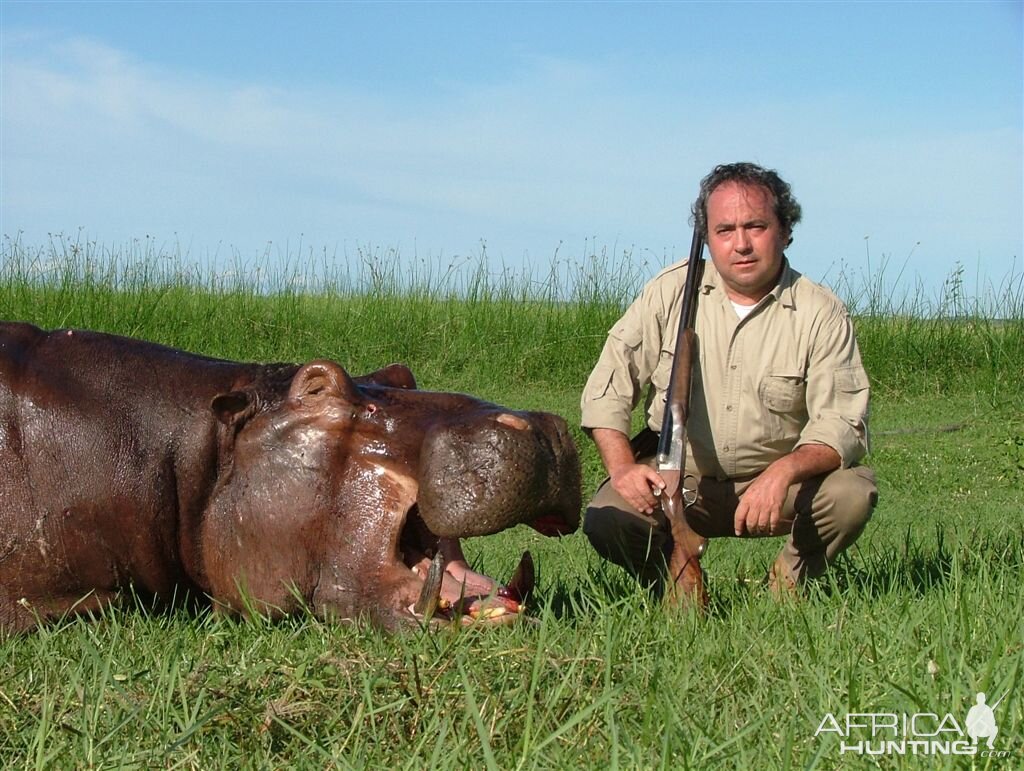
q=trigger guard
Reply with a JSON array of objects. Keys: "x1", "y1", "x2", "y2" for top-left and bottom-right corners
[{"x1": 682, "y1": 473, "x2": 700, "y2": 508}]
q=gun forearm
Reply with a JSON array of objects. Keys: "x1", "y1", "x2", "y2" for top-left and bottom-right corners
[{"x1": 591, "y1": 427, "x2": 667, "y2": 516}]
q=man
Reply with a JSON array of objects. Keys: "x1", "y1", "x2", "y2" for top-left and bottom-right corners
[{"x1": 581, "y1": 162, "x2": 877, "y2": 594}]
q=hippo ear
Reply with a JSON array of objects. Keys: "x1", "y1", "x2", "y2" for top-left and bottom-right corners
[
  {"x1": 355, "y1": 363, "x2": 417, "y2": 390},
  {"x1": 211, "y1": 391, "x2": 253, "y2": 426},
  {"x1": 289, "y1": 360, "x2": 359, "y2": 404}
]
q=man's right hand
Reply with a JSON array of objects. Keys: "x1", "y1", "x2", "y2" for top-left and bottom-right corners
[
  {"x1": 609, "y1": 463, "x2": 667, "y2": 515},
  {"x1": 591, "y1": 427, "x2": 667, "y2": 515}
]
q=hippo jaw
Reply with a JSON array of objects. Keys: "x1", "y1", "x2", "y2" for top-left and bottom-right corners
[
  {"x1": 394, "y1": 410, "x2": 580, "y2": 626},
  {"x1": 391, "y1": 502, "x2": 537, "y2": 626},
  {"x1": 345, "y1": 376, "x2": 580, "y2": 626},
  {"x1": 371, "y1": 413, "x2": 578, "y2": 626}
]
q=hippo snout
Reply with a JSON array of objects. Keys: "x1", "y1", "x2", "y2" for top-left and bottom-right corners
[{"x1": 416, "y1": 410, "x2": 581, "y2": 538}]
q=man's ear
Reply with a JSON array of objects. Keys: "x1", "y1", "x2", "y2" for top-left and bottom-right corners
[{"x1": 288, "y1": 360, "x2": 359, "y2": 404}]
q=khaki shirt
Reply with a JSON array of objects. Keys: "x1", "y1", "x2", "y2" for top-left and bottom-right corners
[{"x1": 581, "y1": 258, "x2": 870, "y2": 479}]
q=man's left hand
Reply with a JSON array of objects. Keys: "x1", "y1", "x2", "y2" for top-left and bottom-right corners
[
  {"x1": 733, "y1": 464, "x2": 791, "y2": 536},
  {"x1": 733, "y1": 444, "x2": 842, "y2": 537}
]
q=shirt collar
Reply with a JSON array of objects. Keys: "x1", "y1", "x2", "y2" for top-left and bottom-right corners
[{"x1": 701, "y1": 256, "x2": 797, "y2": 309}]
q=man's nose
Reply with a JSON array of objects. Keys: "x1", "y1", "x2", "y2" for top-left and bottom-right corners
[{"x1": 735, "y1": 228, "x2": 753, "y2": 253}]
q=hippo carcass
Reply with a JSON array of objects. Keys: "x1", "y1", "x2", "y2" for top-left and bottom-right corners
[{"x1": 0, "y1": 322, "x2": 581, "y2": 632}]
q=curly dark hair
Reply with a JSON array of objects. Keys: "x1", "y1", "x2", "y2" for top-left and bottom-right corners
[{"x1": 690, "y1": 162, "x2": 802, "y2": 247}]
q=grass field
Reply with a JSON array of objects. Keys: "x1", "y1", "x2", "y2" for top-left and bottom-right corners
[{"x1": 1, "y1": 236, "x2": 1022, "y2": 769}]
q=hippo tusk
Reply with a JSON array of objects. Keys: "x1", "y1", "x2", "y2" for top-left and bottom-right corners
[
  {"x1": 413, "y1": 552, "x2": 445, "y2": 619},
  {"x1": 498, "y1": 550, "x2": 534, "y2": 604}
]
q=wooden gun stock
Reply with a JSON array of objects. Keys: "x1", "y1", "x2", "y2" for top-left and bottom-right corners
[{"x1": 657, "y1": 226, "x2": 709, "y2": 609}]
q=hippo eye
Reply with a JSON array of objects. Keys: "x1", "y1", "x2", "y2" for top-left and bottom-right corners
[{"x1": 366, "y1": 404, "x2": 378, "y2": 416}]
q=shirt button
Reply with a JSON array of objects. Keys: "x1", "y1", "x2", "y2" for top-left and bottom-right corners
[
  {"x1": 730, "y1": 364, "x2": 737, "y2": 370},
  {"x1": 723, "y1": 445, "x2": 730, "y2": 452},
  {"x1": 726, "y1": 405, "x2": 733, "y2": 412}
]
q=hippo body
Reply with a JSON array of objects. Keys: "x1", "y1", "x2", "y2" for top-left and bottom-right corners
[{"x1": 0, "y1": 322, "x2": 580, "y2": 632}]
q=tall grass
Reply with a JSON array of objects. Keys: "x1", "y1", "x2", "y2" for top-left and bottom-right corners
[
  {"x1": 3, "y1": 232, "x2": 1022, "y2": 398},
  {"x1": 1, "y1": 233, "x2": 654, "y2": 390},
  {"x1": 828, "y1": 249, "x2": 1024, "y2": 399},
  {"x1": 1, "y1": 234, "x2": 1022, "y2": 768}
]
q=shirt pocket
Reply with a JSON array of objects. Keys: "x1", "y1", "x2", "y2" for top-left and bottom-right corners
[
  {"x1": 758, "y1": 373, "x2": 807, "y2": 442},
  {"x1": 832, "y1": 365, "x2": 870, "y2": 437},
  {"x1": 760, "y1": 373, "x2": 807, "y2": 412},
  {"x1": 585, "y1": 365, "x2": 617, "y2": 400},
  {"x1": 834, "y1": 366, "x2": 869, "y2": 394}
]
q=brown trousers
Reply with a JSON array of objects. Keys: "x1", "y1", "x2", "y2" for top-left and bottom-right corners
[{"x1": 583, "y1": 430, "x2": 878, "y2": 588}]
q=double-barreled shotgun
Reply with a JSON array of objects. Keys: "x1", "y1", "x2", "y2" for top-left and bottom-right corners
[{"x1": 655, "y1": 224, "x2": 709, "y2": 608}]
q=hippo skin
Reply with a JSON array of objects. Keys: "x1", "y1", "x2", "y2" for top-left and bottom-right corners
[{"x1": 0, "y1": 322, "x2": 581, "y2": 632}]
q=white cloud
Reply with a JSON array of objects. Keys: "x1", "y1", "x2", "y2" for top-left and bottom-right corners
[{"x1": 2, "y1": 30, "x2": 1020, "y2": 291}]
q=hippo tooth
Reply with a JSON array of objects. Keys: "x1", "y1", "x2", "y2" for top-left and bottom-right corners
[
  {"x1": 501, "y1": 550, "x2": 535, "y2": 603},
  {"x1": 472, "y1": 606, "x2": 508, "y2": 620},
  {"x1": 413, "y1": 552, "x2": 445, "y2": 619}
]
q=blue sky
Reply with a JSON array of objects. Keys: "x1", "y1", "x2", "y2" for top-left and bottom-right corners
[{"x1": 2, "y1": 1, "x2": 1021, "y2": 297}]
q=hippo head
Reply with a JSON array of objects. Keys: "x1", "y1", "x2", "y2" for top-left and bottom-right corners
[{"x1": 201, "y1": 360, "x2": 581, "y2": 629}]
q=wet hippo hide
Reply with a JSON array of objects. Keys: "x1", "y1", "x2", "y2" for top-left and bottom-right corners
[{"x1": 0, "y1": 322, "x2": 581, "y2": 632}]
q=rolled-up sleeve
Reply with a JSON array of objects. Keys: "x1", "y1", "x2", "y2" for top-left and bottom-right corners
[
  {"x1": 580, "y1": 295, "x2": 661, "y2": 437},
  {"x1": 795, "y1": 304, "x2": 870, "y2": 466}
]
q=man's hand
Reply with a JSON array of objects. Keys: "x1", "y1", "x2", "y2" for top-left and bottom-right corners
[
  {"x1": 733, "y1": 464, "x2": 790, "y2": 536},
  {"x1": 610, "y1": 463, "x2": 666, "y2": 515},
  {"x1": 591, "y1": 427, "x2": 666, "y2": 515},
  {"x1": 733, "y1": 444, "x2": 842, "y2": 536}
]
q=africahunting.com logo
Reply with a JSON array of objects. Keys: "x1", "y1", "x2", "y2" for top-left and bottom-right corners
[{"x1": 815, "y1": 689, "x2": 1012, "y2": 758}]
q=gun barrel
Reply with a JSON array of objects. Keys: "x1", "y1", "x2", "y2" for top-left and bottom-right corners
[
  {"x1": 656, "y1": 227, "x2": 705, "y2": 464},
  {"x1": 656, "y1": 221, "x2": 709, "y2": 608}
]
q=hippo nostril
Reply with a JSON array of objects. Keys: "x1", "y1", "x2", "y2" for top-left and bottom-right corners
[{"x1": 495, "y1": 413, "x2": 529, "y2": 431}]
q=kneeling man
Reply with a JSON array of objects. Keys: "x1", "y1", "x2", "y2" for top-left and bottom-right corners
[{"x1": 581, "y1": 162, "x2": 877, "y2": 595}]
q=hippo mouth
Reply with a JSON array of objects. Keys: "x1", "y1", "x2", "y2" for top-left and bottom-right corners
[
  {"x1": 385, "y1": 408, "x2": 580, "y2": 627},
  {"x1": 408, "y1": 550, "x2": 535, "y2": 626},
  {"x1": 398, "y1": 506, "x2": 536, "y2": 626}
]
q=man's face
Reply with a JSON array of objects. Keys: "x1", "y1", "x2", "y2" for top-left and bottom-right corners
[{"x1": 705, "y1": 181, "x2": 789, "y2": 304}]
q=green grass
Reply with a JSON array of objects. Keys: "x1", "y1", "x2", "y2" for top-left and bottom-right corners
[{"x1": 1, "y1": 236, "x2": 1022, "y2": 768}]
